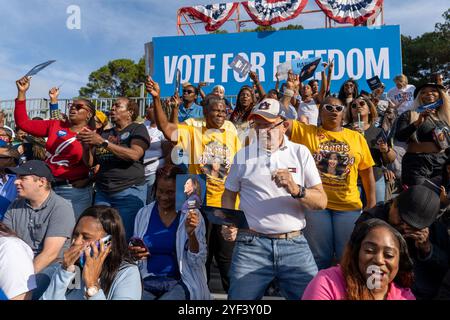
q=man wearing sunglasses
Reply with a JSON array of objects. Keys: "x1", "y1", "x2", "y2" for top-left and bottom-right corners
[
  {"x1": 175, "y1": 84, "x2": 204, "y2": 123},
  {"x1": 356, "y1": 184, "x2": 449, "y2": 300},
  {"x1": 221, "y1": 98, "x2": 327, "y2": 300}
]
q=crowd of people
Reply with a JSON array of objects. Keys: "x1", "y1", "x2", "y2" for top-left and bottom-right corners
[{"x1": 1, "y1": 64, "x2": 450, "y2": 301}]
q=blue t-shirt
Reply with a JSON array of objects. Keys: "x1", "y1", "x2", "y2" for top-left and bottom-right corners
[
  {"x1": 144, "y1": 204, "x2": 181, "y2": 278},
  {"x1": 0, "y1": 174, "x2": 17, "y2": 203},
  {"x1": 178, "y1": 103, "x2": 204, "y2": 123},
  {"x1": 0, "y1": 288, "x2": 8, "y2": 300},
  {"x1": 0, "y1": 196, "x2": 11, "y2": 221}
]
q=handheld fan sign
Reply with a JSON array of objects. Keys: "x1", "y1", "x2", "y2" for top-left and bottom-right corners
[
  {"x1": 24, "y1": 60, "x2": 56, "y2": 77},
  {"x1": 417, "y1": 99, "x2": 443, "y2": 113}
]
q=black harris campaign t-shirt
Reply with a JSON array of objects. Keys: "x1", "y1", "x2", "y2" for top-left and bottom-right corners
[
  {"x1": 344, "y1": 124, "x2": 387, "y2": 181},
  {"x1": 95, "y1": 123, "x2": 150, "y2": 193},
  {"x1": 362, "y1": 125, "x2": 387, "y2": 181}
]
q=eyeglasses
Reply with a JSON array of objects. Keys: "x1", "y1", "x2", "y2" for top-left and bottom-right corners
[
  {"x1": 68, "y1": 103, "x2": 89, "y2": 112},
  {"x1": 351, "y1": 100, "x2": 367, "y2": 109},
  {"x1": 323, "y1": 104, "x2": 344, "y2": 113},
  {"x1": 250, "y1": 120, "x2": 285, "y2": 131},
  {"x1": 183, "y1": 89, "x2": 195, "y2": 94}
]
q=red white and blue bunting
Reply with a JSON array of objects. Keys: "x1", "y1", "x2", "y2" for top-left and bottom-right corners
[
  {"x1": 242, "y1": 0, "x2": 309, "y2": 26},
  {"x1": 179, "y1": 3, "x2": 239, "y2": 31},
  {"x1": 315, "y1": 0, "x2": 383, "y2": 25}
]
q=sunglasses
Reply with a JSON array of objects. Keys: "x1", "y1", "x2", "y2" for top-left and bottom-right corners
[
  {"x1": 69, "y1": 103, "x2": 89, "y2": 112},
  {"x1": 351, "y1": 100, "x2": 367, "y2": 109},
  {"x1": 323, "y1": 104, "x2": 344, "y2": 113},
  {"x1": 183, "y1": 89, "x2": 195, "y2": 94}
]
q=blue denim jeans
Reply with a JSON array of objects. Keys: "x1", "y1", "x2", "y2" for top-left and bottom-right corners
[
  {"x1": 95, "y1": 184, "x2": 147, "y2": 240},
  {"x1": 33, "y1": 262, "x2": 60, "y2": 300},
  {"x1": 228, "y1": 232, "x2": 318, "y2": 300},
  {"x1": 359, "y1": 175, "x2": 386, "y2": 206},
  {"x1": 141, "y1": 277, "x2": 189, "y2": 300},
  {"x1": 54, "y1": 185, "x2": 93, "y2": 220},
  {"x1": 304, "y1": 209, "x2": 362, "y2": 270}
]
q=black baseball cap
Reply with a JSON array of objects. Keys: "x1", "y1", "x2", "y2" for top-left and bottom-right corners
[
  {"x1": 5, "y1": 160, "x2": 55, "y2": 182},
  {"x1": 396, "y1": 185, "x2": 440, "y2": 229},
  {"x1": 413, "y1": 82, "x2": 445, "y2": 99}
]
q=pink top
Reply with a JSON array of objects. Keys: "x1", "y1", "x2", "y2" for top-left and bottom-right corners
[{"x1": 302, "y1": 266, "x2": 416, "y2": 300}]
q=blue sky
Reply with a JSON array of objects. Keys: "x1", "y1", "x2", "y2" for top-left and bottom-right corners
[{"x1": 0, "y1": 0, "x2": 448, "y2": 100}]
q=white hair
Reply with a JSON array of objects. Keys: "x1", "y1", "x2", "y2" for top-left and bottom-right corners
[{"x1": 213, "y1": 85, "x2": 225, "y2": 94}]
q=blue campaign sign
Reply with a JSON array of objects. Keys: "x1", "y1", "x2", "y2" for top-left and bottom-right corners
[{"x1": 150, "y1": 25, "x2": 402, "y2": 97}]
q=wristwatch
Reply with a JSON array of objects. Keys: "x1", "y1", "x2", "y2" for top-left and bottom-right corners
[
  {"x1": 86, "y1": 286, "x2": 99, "y2": 298},
  {"x1": 291, "y1": 185, "x2": 306, "y2": 199},
  {"x1": 99, "y1": 139, "x2": 109, "y2": 148}
]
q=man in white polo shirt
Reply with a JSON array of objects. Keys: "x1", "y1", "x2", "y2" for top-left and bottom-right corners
[{"x1": 221, "y1": 98, "x2": 327, "y2": 300}]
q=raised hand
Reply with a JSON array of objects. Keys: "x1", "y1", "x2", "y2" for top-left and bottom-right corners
[
  {"x1": 249, "y1": 70, "x2": 259, "y2": 83},
  {"x1": 185, "y1": 209, "x2": 200, "y2": 236},
  {"x1": 145, "y1": 76, "x2": 160, "y2": 98},
  {"x1": 16, "y1": 77, "x2": 31, "y2": 101},
  {"x1": 49, "y1": 87, "x2": 60, "y2": 104}
]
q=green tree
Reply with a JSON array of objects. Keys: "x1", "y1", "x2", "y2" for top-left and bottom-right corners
[
  {"x1": 79, "y1": 58, "x2": 146, "y2": 98},
  {"x1": 242, "y1": 25, "x2": 277, "y2": 32},
  {"x1": 279, "y1": 24, "x2": 304, "y2": 31},
  {"x1": 402, "y1": 8, "x2": 450, "y2": 87},
  {"x1": 211, "y1": 29, "x2": 229, "y2": 34}
]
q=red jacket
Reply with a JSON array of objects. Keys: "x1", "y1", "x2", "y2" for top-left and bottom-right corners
[{"x1": 14, "y1": 99, "x2": 90, "y2": 181}]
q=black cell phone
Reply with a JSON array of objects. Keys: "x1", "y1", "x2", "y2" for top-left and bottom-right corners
[{"x1": 129, "y1": 237, "x2": 148, "y2": 251}]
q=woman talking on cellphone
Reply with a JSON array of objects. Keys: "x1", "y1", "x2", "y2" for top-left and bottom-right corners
[
  {"x1": 130, "y1": 165, "x2": 211, "y2": 300},
  {"x1": 41, "y1": 206, "x2": 142, "y2": 300}
]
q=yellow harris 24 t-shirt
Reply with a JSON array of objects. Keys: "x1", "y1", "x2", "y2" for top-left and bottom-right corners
[
  {"x1": 177, "y1": 124, "x2": 242, "y2": 208},
  {"x1": 290, "y1": 121, "x2": 374, "y2": 211}
]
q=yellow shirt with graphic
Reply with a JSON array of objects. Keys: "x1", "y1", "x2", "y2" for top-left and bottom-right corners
[
  {"x1": 177, "y1": 124, "x2": 241, "y2": 208},
  {"x1": 291, "y1": 121, "x2": 375, "y2": 211}
]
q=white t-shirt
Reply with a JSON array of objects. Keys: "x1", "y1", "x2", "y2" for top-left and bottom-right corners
[
  {"x1": 143, "y1": 120, "x2": 166, "y2": 177},
  {"x1": 0, "y1": 236, "x2": 36, "y2": 299},
  {"x1": 297, "y1": 99, "x2": 319, "y2": 126},
  {"x1": 387, "y1": 84, "x2": 416, "y2": 114},
  {"x1": 225, "y1": 137, "x2": 322, "y2": 234}
]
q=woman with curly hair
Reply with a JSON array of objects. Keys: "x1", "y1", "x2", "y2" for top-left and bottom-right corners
[{"x1": 229, "y1": 85, "x2": 256, "y2": 125}]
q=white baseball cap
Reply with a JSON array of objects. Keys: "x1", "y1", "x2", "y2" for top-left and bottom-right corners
[{"x1": 248, "y1": 98, "x2": 286, "y2": 123}]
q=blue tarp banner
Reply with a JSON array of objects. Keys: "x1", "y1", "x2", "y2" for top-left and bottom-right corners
[{"x1": 149, "y1": 25, "x2": 402, "y2": 97}]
